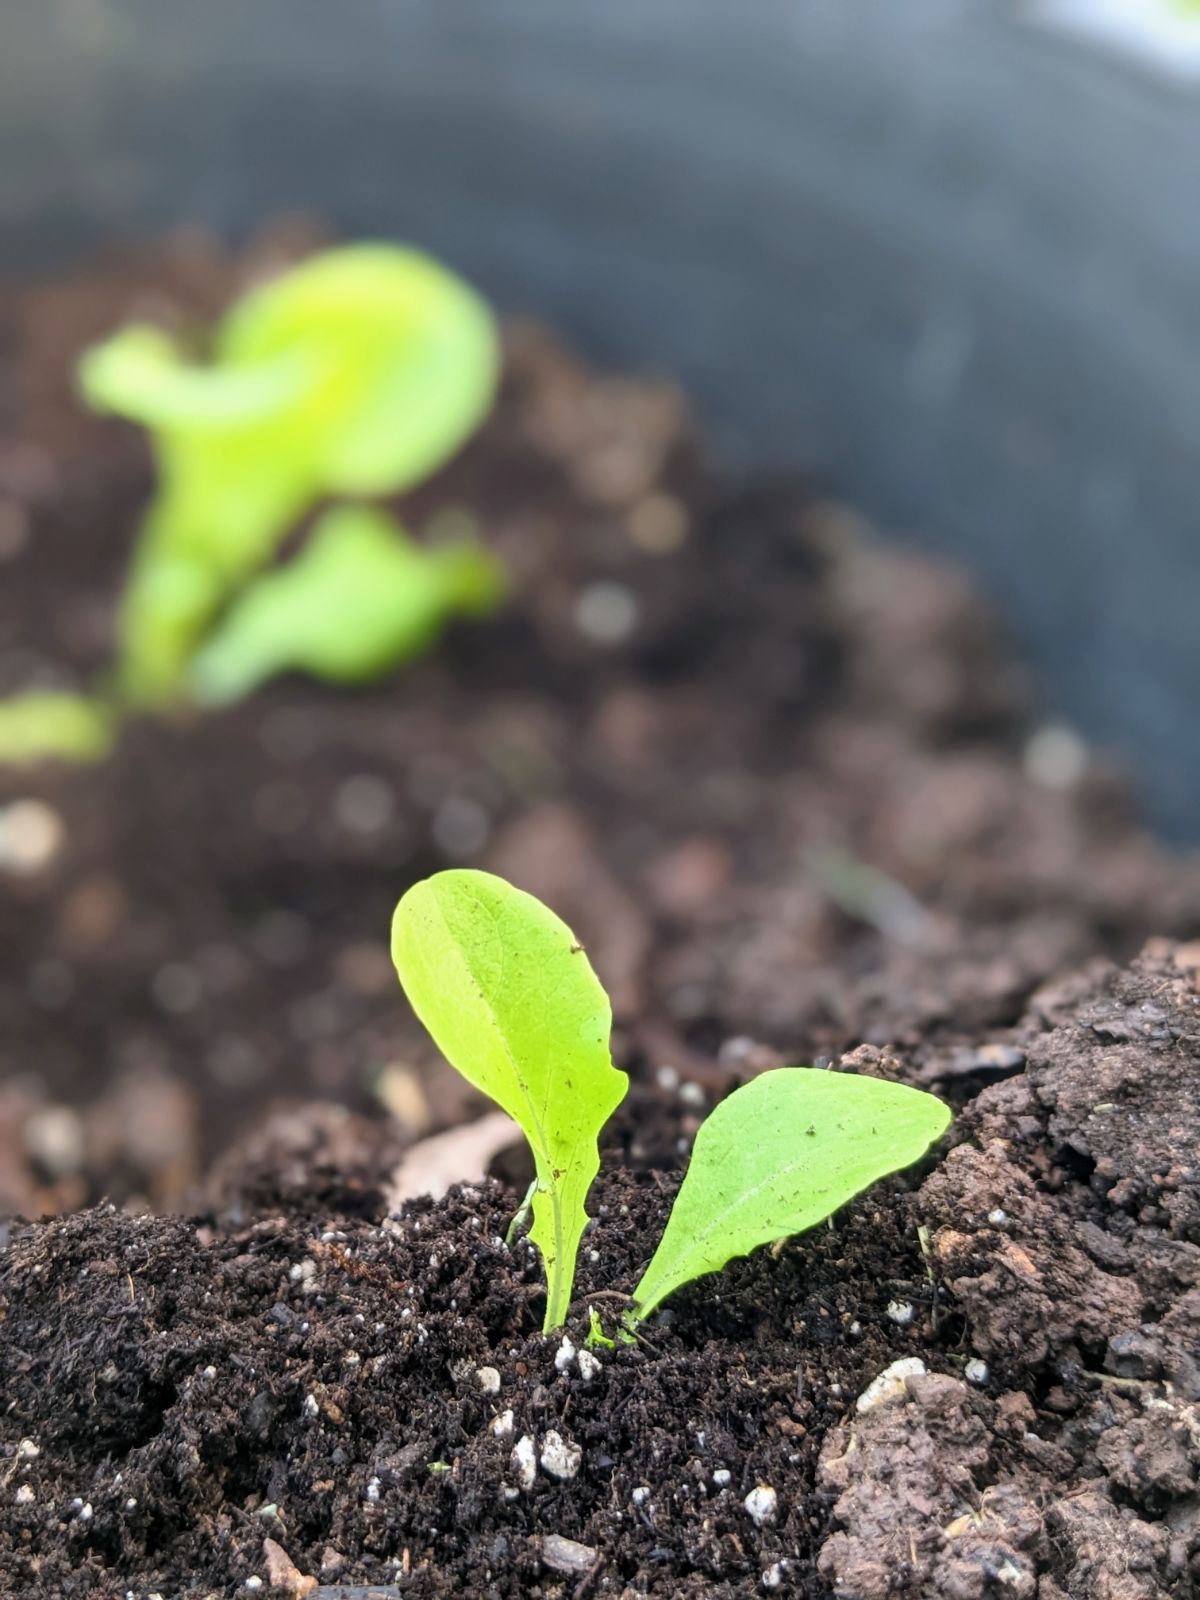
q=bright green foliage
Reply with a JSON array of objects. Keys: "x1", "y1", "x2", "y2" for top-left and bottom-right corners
[
  {"x1": 190, "y1": 507, "x2": 505, "y2": 705},
  {"x1": 77, "y1": 243, "x2": 500, "y2": 709},
  {"x1": 628, "y1": 1068, "x2": 951, "y2": 1325},
  {"x1": 0, "y1": 691, "x2": 114, "y2": 764},
  {"x1": 391, "y1": 870, "x2": 628, "y2": 1332}
]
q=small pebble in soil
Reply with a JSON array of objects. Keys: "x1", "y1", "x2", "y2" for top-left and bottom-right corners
[
  {"x1": 17, "y1": 1438, "x2": 40, "y2": 1461},
  {"x1": 23, "y1": 1107, "x2": 84, "y2": 1177},
  {"x1": 334, "y1": 773, "x2": 395, "y2": 835},
  {"x1": 712, "y1": 1469, "x2": 732, "y2": 1488},
  {"x1": 885, "y1": 1299, "x2": 915, "y2": 1326},
  {"x1": 490, "y1": 1410, "x2": 515, "y2": 1441},
  {"x1": 988, "y1": 1208, "x2": 1009, "y2": 1225},
  {"x1": 631, "y1": 1486, "x2": 651, "y2": 1506},
  {"x1": 432, "y1": 794, "x2": 490, "y2": 857},
  {"x1": 0, "y1": 800, "x2": 64, "y2": 876},
  {"x1": 1024, "y1": 722, "x2": 1088, "y2": 789},
  {"x1": 627, "y1": 492, "x2": 689, "y2": 554},
  {"x1": 965, "y1": 1358, "x2": 990, "y2": 1386},
  {"x1": 539, "y1": 1430, "x2": 582, "y2": 1481},
  {"x1": 743, "y1": 1485, "x2": 778, "y2": 1526},
  {"x1": 856, "y1": 1356, "x2": 928, "y2": 1413},
  {"x1": 244, "y1": 1580, "x2": 262, "y2": 1593},
  {"x1": 511, "y1": 1436, "x2": 538, "y2": 1491},
  {"x1": 541, "y1": 1534, "x2": 597, "y2": 1576},
  {"x1": 575, "y1": 580, "x2": 639, "y2": 645},
  {"x1": 366, "y1": 1478, "x2": 382, "y2": 1503},
  {"x1": 14, "y1": 1486, "x2": 34, "y2": 1505},
  {"x1": 762, "y1": 1562, "x2": 787, "y2": 1590},
  {"x1": 476, "y1": 1365, "x2": 501, "y2": 1395},
  {"x1": 151, "y1": 961, "x2": 203, "y2": 1015}
]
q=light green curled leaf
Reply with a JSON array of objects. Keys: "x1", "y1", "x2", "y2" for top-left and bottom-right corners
[
  {"x1": 189, "y1": 507, "x2": 505, "y2": 705},
  {"x1": 0, "y1": 691, "x2": 115, "y2": 765},
  {"x1": 78, "y1": 244, "x2": 500, "y2": 707},
  {"x1": 391, "y1": 870, "x2": 628, "y2": 1332},
  {"x1": 629, "y1": 1068, "x2": 951, "y2": 1325},
  {"x1": 218, "y1": 244, "x2": 499, "y2": 495}
]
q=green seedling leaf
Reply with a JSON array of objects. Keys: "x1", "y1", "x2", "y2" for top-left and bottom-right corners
[
  {"x1": 628, "y1": 1068, "x2": 951, "y2": 1326},
  {"x1": 585, "y1": 1307, "x2": 616, "y2": 1351},
  {"x1": 218, "y1": 244, "x2": 499, "y2": 495},
  {"x1": 189, "y1": 507, "x2": 505, "y2": 704},
  {"x1": 0, "y1": 691, "x2": 114, "y2": 765},
  {"x1": 391, "y1": 870, "x2": 628, "y2": 1332},
  {"x1": 78, "y1": 244, "x2": 499, "y2": 708}
]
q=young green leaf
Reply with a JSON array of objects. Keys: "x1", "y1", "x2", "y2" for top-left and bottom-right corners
[
  {"x1": 218, "y1": 244, "x2": 499, "y2": 496},
  {"x1": 78, "y1": 244, "x2": 499, "y2": 708},
  {"x1": 391, "y1": 870, "x2": 628, "y2": 1332},
  {"x1": 0, "y1": 691, "x2": 114, "y2": 765},
  {"x1": 628, "y1": 1068, "x2": 950, "y2": 1326},
  {"x1": 189, "y1": 507, "x2": 505, "y2": 704}
]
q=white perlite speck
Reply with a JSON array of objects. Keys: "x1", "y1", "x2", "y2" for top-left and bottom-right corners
[
  {"x1": 762, "y1": 1562, "x2": 786, "y2": 1590},
  {"x1": 366, "y1": 1477, "x2": 382, "y2": 1503},
  {"x1": 856, "y1": 1356, "x2": 927, "y2": 1413},
  {"x1": 539, "y1": 1430, "x2": 582, "y2": 1481},
  {"x1": 490, "y1": 1409, "x2": 515, "y2": 1441},
  {"x1": 244, "y1": 1581, "x2": 263, "y2": 1593},
  {"x1": 885, "y1": 1299, "x2": 915, "y2": 1326},
  {"x1": 476, "y1": 1365, "x2": 501, "y2": 1396},
  {"x1": 631, "y1": 1486, "x2": 651, "y2": 1506},
  {"x1": 511, "y1": 1435, "x2": 538, "y2": 1491},
  {"x1": 554, "y1": 1337, "x2": 577, "y2": 1375},
  {"x1": 712, "y1": 1468, "x2": 731, "y2": 1488},
  {"x1": 965, "y1": 1358, "x2": 990, "y2": 1386},
  {"x1": 15, "y1": 1485, "x2": 34, "y2": 1505},
  {"x1": 576, "y1": 1348, "x2": 602, "y2": 1383},
  {"x1": 743, "y1": 1485, "x2": 778, "y2": 1526},
  {"x1": 17, "y1": 1439, "x2": 40, "y2": 1461}
]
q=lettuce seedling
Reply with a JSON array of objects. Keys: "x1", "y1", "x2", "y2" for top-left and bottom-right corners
[
  {"x1": 82, "y1": 243, "x2": 500, "y2": 708},
  {"x1": 624, "y1": 1067, "x2": 951, "y2": 1327},
  {"x1": 0, "y1": 244, "x2": 500, "y2": 765},
  {"x1": 391, "y1": 870, "x2": 629, "y2": 1332},
  {"x1": 391, "y1": 870, "x2": 951, "y2": 1335},
  {"x1": 190, "y1": 506, "x2": 504, "y2": 705}
]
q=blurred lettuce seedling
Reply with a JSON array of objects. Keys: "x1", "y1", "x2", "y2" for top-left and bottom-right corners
[{"x1": 0, "y1": 244, "x2": 503, "y2": 765}]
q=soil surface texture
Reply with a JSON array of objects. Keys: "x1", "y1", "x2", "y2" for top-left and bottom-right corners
[
  {"x1": 1, "y1": 230, "x2": 1199, "y2": 1597},
  {"x1": 2, "y1": 943, "x2": 1199, "y2": 1599},
  {"x1": 1, "y1": 226, "x2": 1196, "y2": 1220}
]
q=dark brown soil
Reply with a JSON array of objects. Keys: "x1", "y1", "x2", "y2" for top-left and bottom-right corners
[
  {"x1": 1, "y1": 226, "x2": 1197, "y2": 1222},
  {"x1": 2, "y1": 230, "x2": 1200, "y2": 1597},
  {"x1": 3, "y1": 944, "x2": 1198, "y2": 1599}
]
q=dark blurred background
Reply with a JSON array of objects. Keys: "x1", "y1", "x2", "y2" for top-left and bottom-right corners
[{"x1": 1, "y1": 0, "x2": 1198, "y2": 836}]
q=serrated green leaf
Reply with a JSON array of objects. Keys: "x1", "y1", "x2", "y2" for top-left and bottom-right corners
[
  {"x1": 189, "y1": 507, "x2": 505, "y2": 704},
  {"x1": 0, "y1": 691, "x2": 114, "y2": 765},
  {"x1": 391, "y1": 870, "x2": 628, "y2": 1331},
  {"x1": 629, "y1": 1068, "x2": 951, "y2": 1325}
]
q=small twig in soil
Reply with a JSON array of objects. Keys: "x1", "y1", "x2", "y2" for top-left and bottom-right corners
[
  {"x1": 573, "y1": 1553, "x2": 607, "y2": 1600},
  {"x1": 917, "y1": 1224, "x2": 942, "y2": 1334},
  {"x1": 575, "y1": 1289, "x2": 634, "y2": 1309}
]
